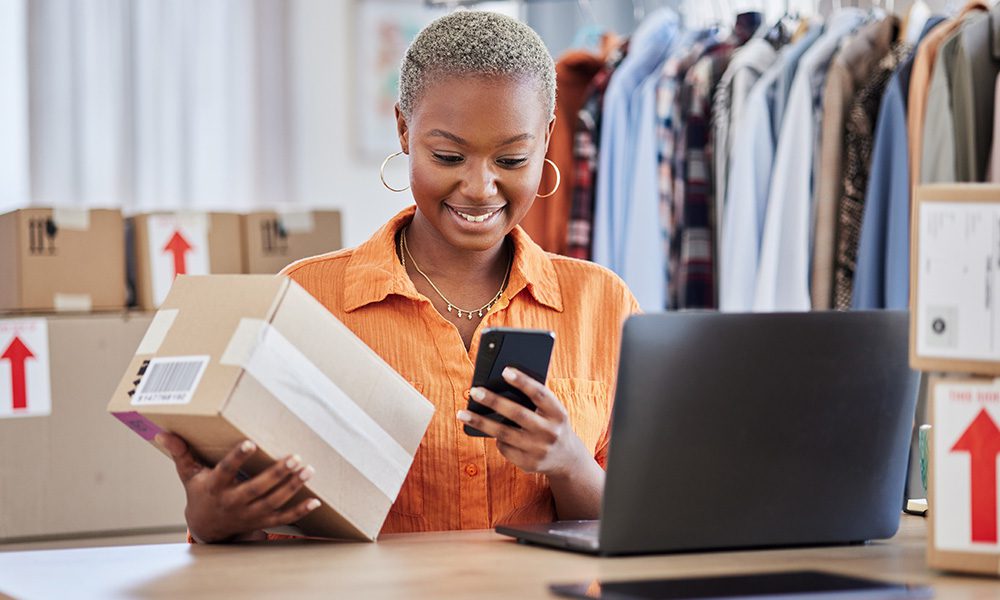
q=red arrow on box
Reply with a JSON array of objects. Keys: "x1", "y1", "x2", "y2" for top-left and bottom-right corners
[
  {"x1": 952, "y1": 409, "x2": 1000, "y2": 543},
  {"x1": 1, "y1": 336, "x2": 35, "y2": 411},
  {"x1": 163, "y1": 230, "x2": 193, "y2": 278}
]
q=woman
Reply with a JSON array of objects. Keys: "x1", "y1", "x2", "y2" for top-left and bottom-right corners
[{"x1": 156, "y1": 10, "x2": 638, "y2": 543}]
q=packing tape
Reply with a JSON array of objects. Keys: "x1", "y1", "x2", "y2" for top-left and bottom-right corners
[
  {"x1": 278, "y1": 210, "x2": 315, "y2": 234},
  {"x1": 51, "y1": 207, "x2": 91, "y2": 231},
  {"x1": 220, "y1": 318, "x2": 411, "y2": 501},
  {"x1": 53, "y1": 293, "x2": 92, "y2": 312},
  {"x1": 135, "y1": 309, "x2": 179, "y2": 355}
]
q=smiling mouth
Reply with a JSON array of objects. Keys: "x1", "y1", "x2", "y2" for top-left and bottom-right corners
[{"x1": 447, "y1": 204, "x2": 505, "y2": 223}]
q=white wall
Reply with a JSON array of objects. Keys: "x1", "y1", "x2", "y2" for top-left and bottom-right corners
[
  {"x1": 290, "y1": 0, "x2": 412, "y2": 248},
  {"x1": 0, "y1": 0, "x2": 29, "y2": 210}
]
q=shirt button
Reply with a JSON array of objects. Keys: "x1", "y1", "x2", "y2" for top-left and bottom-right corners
[
  {"x1": 464, "y1": 464, "x2": 479, "y2": 477},
  {"x1": 463, "y1": 389, "x2": 471, "y2": 400}
]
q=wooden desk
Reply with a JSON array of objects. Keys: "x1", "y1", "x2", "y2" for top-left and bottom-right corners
[{"x1": 0, "y1": 516, "x2": 993, "y2": 599}]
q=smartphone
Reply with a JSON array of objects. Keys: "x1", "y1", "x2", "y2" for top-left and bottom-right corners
[{"x1": 464, "y1": 328, "x2": 555, "y2": 437}]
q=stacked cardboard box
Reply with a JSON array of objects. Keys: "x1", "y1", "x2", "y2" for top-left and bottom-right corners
[
  {"x1": 242, "y1": 210, "x2": 342, "y2": 274},
  {"x1": 129, "y1": 212, "x2": 244, "y2": 310},
  {"x1": 910, "y1": 184, "x2": 1000, "y2": 576},
  {"x1": 0, "y1": 313, "x2": 187, "y2": 541},
  {"x1": 0, "y1": 208, "x2": 127, "y2": 312}
]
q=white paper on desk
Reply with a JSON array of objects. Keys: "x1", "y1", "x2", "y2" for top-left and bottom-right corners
[
  {"x1": 933, "y1": 381, "x2": 1000, "y2": 553},
  {"x1": 916, "y1": 202, "x2": 1000, "y2": 361}
]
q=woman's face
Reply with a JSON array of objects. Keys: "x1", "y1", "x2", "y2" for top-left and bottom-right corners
[{"x1": 396, "y1": 75, "x2": 554, "y2": 252}]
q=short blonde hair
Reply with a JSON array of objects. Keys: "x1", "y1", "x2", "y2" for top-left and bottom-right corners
[{"x1": 399, "y1": 10, "x2": 556, "y2": 120}]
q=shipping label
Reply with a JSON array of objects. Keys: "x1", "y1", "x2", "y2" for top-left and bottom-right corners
[
  {"x1": 147, "y1": 214, "x2": 210, "y2": 306},
  {"x1": 0, "y1": 319, "x2": 52, "y2": 418},
  {"x1": 131, "y1": 355, "x2": 210, "y2": 406},
  {"x1": 916, "y1": 202, "x2": 1000, "y2": 361},
  {"x1": 934, "y1": 381, "x2": 1000, "y2": 553}
]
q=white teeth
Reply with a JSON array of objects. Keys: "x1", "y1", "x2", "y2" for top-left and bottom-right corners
[{"x1": 454, "y1": 208, "x2": 498, "y2": 223}]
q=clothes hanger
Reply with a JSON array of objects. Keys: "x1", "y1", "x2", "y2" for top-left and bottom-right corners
[
  {"x1": 631, "y1": 0, "x2": 646, "y2": 24},
  {"x1": 570, "y1": 0, "x2": 606, "y2": 53}
]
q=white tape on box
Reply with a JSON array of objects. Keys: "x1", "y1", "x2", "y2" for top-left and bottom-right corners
[
  {"x1": 221, "y1": 318, "x2": 411, "y2": 500},
  {"x1": 135, "y1": 309, "x2": 179, "y2": 355},
  {"x1": 53, "y1": 293, "x2": 93, "y2": 312},
  {"x1": 278, "y1": 210, "x2": 315, "y2": 234},
  {"x1": 51, "y1": 207, "x2": 91, "y2": 231}
]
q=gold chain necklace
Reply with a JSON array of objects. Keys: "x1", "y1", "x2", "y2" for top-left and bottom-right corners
[{"x1": 400, "y1": 227, "x2": 511, "y2": 320}]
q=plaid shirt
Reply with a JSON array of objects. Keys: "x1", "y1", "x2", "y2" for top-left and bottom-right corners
[
  {"x1": 567, "y1": 46, "x2": 625, "y2": 261},
  {"x1": 657, "y1": 36, "x2": 714, "y2": 309},
  {"x1": 674, "y1": 16, "x2": 761, "y2": 309}
]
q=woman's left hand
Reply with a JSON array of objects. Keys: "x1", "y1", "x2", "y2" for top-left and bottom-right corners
[{"x1": 456, "y1": 367, "x2": 591, "y2": 478}]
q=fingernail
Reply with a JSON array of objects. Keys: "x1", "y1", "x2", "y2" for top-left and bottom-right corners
[
  {"x1": 153, "y1": 433, "x2": 165, "y2": 445},
  {"x1": 286, "y1": 455, "x2": 301, "y2": 469},
  {"x1": 299, "y1": 466, "x2": 315, "y2": 481},
  {"x1": 306, "y1": 499, "x2": 321, "y2": 511},
  {"x1": 502, "y1": 367, "x2": 516, "y2": 382},
  {"x1": 470, "y1": 387, "x2": 485, "y2": 401},
  {"x1": 240, "y1": 440, "x2": 255, "y2": 453},
  {"x1": 456, "y1": 410, "x2": 472, "y2": 423}
]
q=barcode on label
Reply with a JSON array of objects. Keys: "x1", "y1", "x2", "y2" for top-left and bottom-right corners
[{"x1": 131, "y1": 356, "x2": 210, "y2": 405}]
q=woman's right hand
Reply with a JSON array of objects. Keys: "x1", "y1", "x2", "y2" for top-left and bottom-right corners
[{"x1": 155, "y1": 432, "x2": 321, "y2": 543}]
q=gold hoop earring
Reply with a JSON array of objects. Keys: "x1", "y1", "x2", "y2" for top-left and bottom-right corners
[
  {"x1": 380, "y1": 151, "x2": 410, "y2": 193},
  {"x1": 536, "y1": 158, "x2": 561, "y2": 198}
]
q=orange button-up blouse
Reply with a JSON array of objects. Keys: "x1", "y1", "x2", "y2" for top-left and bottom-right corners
[{"x1": 281, "y1": 206, "x2": 639, "y2": 533}]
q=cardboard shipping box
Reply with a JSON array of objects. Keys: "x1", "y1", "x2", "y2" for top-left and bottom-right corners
[
  {"x1": 910, "y1": 184, "x2": 1000, "y2": 375},
  {"x1": 927, "y1": 375, "x2": 1000, "y2": 576},
  {"x1": 130, "y1": 212, "x2": 244, "y2": 310},
  {"x1": 0, "y1": 313, "x2": 187, "y2": 542},
  {"x1": 107, "y1": 275, "x2": 434, "y2": 541},
  {"x1": 0, "y1": 208, "x2": 126, "y2": 312},
  {"x1": 243, "y1": 210, "x2": 342, "y2": 274}
]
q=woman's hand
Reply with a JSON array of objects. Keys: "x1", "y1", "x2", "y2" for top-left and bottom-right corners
[
  {"x1": 155, "y1": 433, "x2": 321, "y2": 543},
  {"x1": 457, "y1": 367, "x2": 588, "y2": 477},
  {"x1": 456, "y1": 367, "x2": 605, "y2": 519}
]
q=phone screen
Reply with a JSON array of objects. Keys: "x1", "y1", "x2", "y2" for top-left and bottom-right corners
[{"x1": 466, "y1": 328, "x2": 554, "y2": 437}]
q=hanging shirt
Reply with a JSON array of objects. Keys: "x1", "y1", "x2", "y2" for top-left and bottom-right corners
[
  {"x1": 521, "y1": 51, "x2": 604, "y2": 254},
  {"x1": 672, "y1": 12, "x2": 761, "y2": 310},
  {"x1": 907, "y1": 2, "x2": 988, "y2": 188},
  {"x1": 948, "y1": 5, "x2": 1000, "y2": 182},
  {"x1": 811, "y1": 16, "x2": 896, "y2": 310},
  {"x1": 905, "y1": 1, "x2": 933, "y2": 45},
  {"x1": 754, "y1": 9, "x2": 866, "y2": 312},
  {"x1": 712, "y1": 37, "x2": 780, "y2": 255},
  {"x1": 656, "y1": 32, "x2": 716, "y2": 310},
  {"x1": 853, "y1": 16, "x2": 946, "y2": 310},
  {"x1": 592, "y1": 8, "x2": 680, "y2": 311},
  {"x1": 772, "y1": 22, "x2": 825, "y2": 142},
  {"x1": 567, "y1": 46, "x2": 627, "y2": 261},
  {"x1": 833, "y1": 42, "x2": 909, "y2": 310},
  {"x1": 719, "y1": 24, "x2": 823, "y2": 312},
  {"x1": 921, "y1": 16, "x2": 985, "y2": 184}
]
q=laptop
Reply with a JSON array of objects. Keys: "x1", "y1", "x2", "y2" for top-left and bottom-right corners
[{"x1": 496, "y1": 311, "x2": 920, "y2": 556}]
